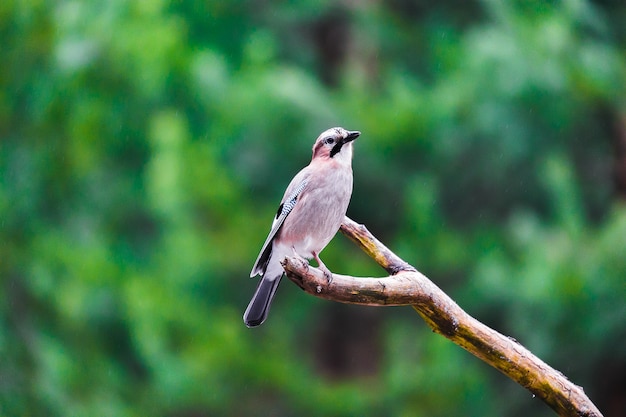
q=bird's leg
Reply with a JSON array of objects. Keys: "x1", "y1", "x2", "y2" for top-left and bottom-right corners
[
  {"x1": 291, "y1": 246, "x2": 306, "y2": 261},
  {"x1": 313, "y1": 251, "x2": 333, "y2": 284},
  {"x1": 290, "y1": 246, "x2": 309, "y2": 270}
]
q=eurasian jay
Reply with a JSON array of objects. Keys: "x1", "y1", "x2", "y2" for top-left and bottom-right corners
[{"x1": 244, "y1": 127, "x2": 360, "y2": 327}]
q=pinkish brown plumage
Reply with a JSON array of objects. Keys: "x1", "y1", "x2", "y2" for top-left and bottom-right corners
[{"x1": 244, "y1": 127, "x2": 360, "y2": 327}]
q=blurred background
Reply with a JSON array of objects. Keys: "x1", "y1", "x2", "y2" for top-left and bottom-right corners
[{"x1": 1, "y1": 1, "x2": 625, "y2": 416}]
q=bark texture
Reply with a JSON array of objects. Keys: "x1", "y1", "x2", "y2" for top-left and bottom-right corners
[{"x1": 281, "y1": 216, "x2": 603, "y2": 417}]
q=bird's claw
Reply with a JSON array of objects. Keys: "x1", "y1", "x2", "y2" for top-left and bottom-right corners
[
  {"x1": 319, "y1": 265, "x2": 333, "y2": 285},
  {"x1": 312, "y1": 251, "x2": 333, "y2": 285}
]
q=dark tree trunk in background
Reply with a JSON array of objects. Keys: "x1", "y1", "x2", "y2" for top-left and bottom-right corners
[
  {"x1": 310, "y1": 9, "x2": 352, "y2": 87},
  {"x1": 612, "y1": 112, "x2": 626, "y2": 199}
]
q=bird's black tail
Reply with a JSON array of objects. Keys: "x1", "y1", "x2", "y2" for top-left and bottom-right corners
[{"x1": 243, "y1": 274, "x2": 282, "y2": 328}]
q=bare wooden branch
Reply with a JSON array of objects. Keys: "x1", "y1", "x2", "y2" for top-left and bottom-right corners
[{"x1": 282, "y1": 216, "x2": 603, "y2": 417}]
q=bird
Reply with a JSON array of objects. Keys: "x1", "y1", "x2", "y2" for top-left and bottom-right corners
[{"x1": 244, "y1": 127, "x2": 361, "y2": 328}]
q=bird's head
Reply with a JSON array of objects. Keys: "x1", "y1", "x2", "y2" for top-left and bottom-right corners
[{"x1": 311, "y1": 127, "x2": 360, "y2": 163}]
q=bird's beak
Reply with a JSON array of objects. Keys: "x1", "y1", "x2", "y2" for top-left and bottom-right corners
[{"x1": 344, "y1": 130, "x2": 361, "y2": 144}]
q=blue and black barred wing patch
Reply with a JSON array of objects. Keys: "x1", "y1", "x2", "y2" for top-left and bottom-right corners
[{"x1": 273, "y1": 179, "x2": 307, "y2": 225}]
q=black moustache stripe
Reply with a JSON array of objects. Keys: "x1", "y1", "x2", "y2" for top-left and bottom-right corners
[{"x1": 330, "y1": 142, "x2": 343, "y2": 158}]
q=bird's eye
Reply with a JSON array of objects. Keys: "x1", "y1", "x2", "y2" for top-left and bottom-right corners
[{"x1": 324, "y1": 137, "x2": 335, "y2": 145}]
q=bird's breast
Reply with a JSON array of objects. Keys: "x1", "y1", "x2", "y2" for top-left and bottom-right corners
[{"x1": 278, "y1": 164, "x2": 353, "y2": 258}]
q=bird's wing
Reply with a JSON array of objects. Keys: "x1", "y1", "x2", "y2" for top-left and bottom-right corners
[{"x1": 250, "y1": 172, "x2": 310, "y2": 277}]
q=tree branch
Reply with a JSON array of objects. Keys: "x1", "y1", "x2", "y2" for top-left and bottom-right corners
[{"x1": 282, "y1": 216, "x2": 603, "y2": 417}]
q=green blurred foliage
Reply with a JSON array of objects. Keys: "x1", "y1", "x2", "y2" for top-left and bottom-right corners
[{"x1": 1, "y1": 1, "x2": 625, "y2": 416}]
